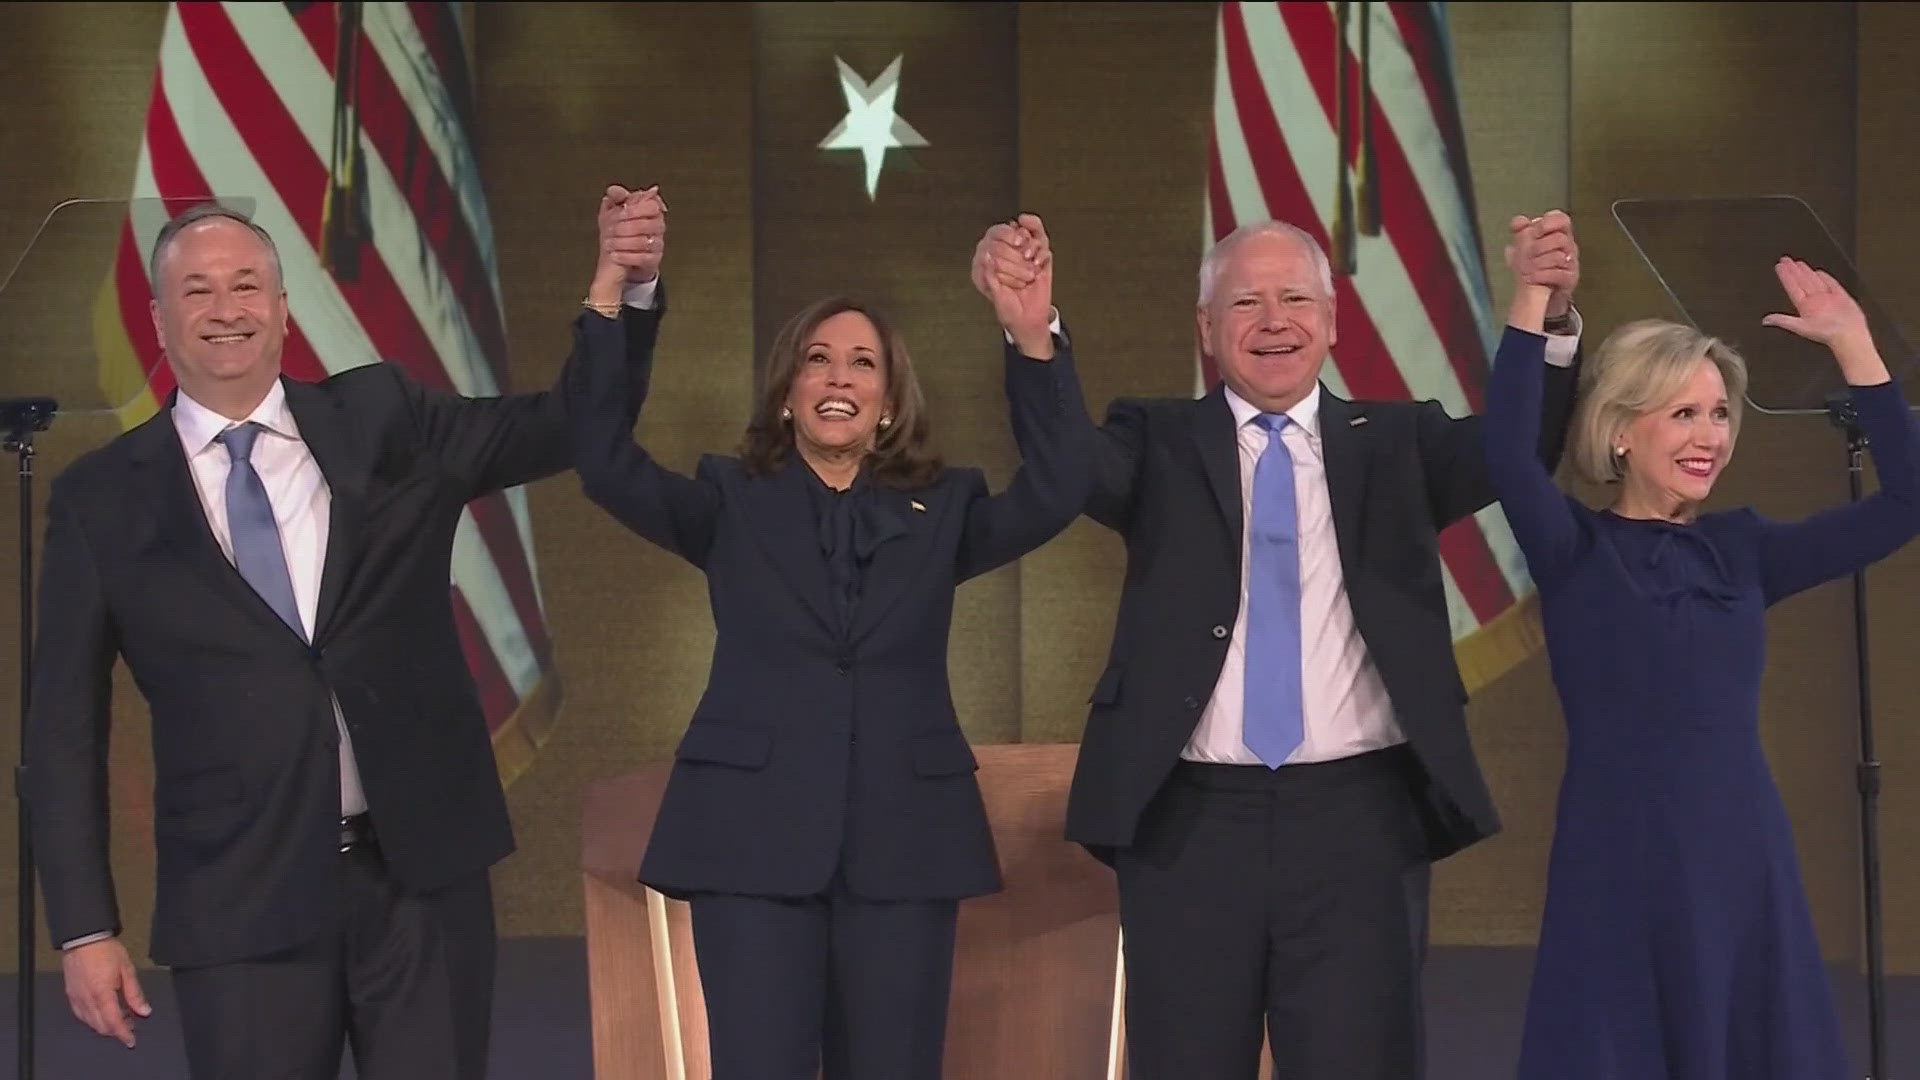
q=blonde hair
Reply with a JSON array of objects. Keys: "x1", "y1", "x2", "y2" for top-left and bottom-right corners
[{"x1": 1570, "y1": 319, "x2": 1749, "y2": 485}]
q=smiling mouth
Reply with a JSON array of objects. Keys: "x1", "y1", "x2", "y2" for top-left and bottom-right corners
[
  {"x1": 1250, "y1": 345, "x2": 1301, "y2": 358},
  {"x1": 1677, "y1": 457, "x2": 1715, "y2": 478},
  {"x1": 814, "y1": 398, "x2": 859, "y2": 420},
  {"x1": 201, "y1": 332, "x2": 254, "y2": 346}
]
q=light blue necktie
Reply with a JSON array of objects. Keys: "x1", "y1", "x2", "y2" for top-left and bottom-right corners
[
  {"x1": 217, "y1": 422, "x2": 307, "y2": 642},
  {"x1": 1243, "y1": 413, "x2": 1304, "y2": 768}
]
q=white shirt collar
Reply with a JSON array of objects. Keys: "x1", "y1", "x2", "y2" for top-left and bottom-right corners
[
  {"x1": 172, "y1": 379, "x2": 297, "y2": 456},
  {"x1": 1223, "y1": 380, "x2": 1322, "y2": 440}
]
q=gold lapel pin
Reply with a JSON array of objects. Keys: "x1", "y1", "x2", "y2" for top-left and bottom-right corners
[{"x1": 910, "y1": 500, "x2": 927, "y2": 513}]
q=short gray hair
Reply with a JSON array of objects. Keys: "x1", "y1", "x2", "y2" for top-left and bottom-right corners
[
  {"x1": 1198, "y1": 220, "x2": 1335, "y2": 304},
  {"x1": 149, "y1": 203, "x2": 283, "y2": 291}
]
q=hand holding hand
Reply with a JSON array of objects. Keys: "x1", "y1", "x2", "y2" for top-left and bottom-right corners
[
  {"x1": 971, "y1": 213, "x2": 1055, "y2": 359},
  {"x1": 593, "y1": 184, "x2": 667, "y2": 299},
  {"x1": 1504, "y1": 210, "x2": 1579, "y2": 317}
]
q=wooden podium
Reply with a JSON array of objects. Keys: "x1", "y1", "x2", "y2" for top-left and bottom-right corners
[{"x1": 581, "y1": 742, "x2": 1127, "y2": 1079}]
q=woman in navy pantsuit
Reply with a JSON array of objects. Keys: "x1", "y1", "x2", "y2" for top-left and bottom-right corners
[
  {"x1": 1484, "y1": 219, "x2": 1920, "y2": 1079},
  {"x1": 565, "y1": 205, "x2": 1082, "y2": 1079}
]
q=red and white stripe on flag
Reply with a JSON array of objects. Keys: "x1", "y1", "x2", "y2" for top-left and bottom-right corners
[
  {"x1": 1206, "y1": 0, "x2": 1542, "y2": 690},
  {"x1": 92, "y1": 1, "x2": 561, "y2": 778}
]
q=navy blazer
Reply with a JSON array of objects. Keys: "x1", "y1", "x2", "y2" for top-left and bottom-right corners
[{"x1": 566, "y1": 306, "x2": 1090, "y2": 901}]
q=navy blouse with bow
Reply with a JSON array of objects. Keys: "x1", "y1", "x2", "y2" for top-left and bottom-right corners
[{"x1": 805, "y1": 467, "x2": 908, "y2": 640}]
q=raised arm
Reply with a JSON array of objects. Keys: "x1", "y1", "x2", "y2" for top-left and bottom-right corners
[
  {"x1": 564, "y1": 188, "x2": 721, "y2": 566},
  {"x1": 1480, "y1": 213, "x2": 1591, "y2": 588},
  {"x1": 1418, "y1": 211, "x2": 1585, "y2": 529},
  {"x1": 1751, "y1": 258, "x2": 1920, "y2": 603},
  {"x1": 406, "y1": 186, "x2": 666, "y2": 498},
  {"x1": 957, "y1": 213, "x2": 1093, "y2": 578}
]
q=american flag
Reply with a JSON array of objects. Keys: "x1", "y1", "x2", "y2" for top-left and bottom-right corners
[
  {"x1": 91, "y1": 1, "x2": 560, "y2": 779},
  {"x1": 1207, "y1": 0, "x2": 1540, "y2": 689}
]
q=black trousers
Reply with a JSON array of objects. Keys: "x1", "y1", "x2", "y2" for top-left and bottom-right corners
[
  {"x1": 171, "y1": 839, "x2": 496, "y2": 1080},
  {"x1": 1115, "y1": 747, "x2": 1431, "y2": 1080},
  {"x1": 688, "y1": 876, "x2": 960, "y2": 1080}
]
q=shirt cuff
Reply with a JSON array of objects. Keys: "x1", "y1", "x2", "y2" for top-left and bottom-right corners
[
  {"x1": 1541, "y1": 306, "x2": 1582, "y2": 368},
  {"x1": 61, "y1": 930, "x2": 116, "y2": 951},
  {"x1": 622, "y1": 278, "x2": 659, "y2": 310},
  {"x1": 1003, "y1": 307, "x2": 1067, "y2": 349}
]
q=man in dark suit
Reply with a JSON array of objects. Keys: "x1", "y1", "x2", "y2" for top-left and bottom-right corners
[
  {"x1": 1049, "y1": 213, "x2": 1583, "y2": 1078},
  {"x1": 24, "y1": 187, "x2": 665, "y2": 1078}
]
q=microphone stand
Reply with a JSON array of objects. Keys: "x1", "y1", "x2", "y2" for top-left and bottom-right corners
[
  {"x1": 1826, "y1": 391, "x2": 1888, "y2": 1080},
  {"x1": 4, "y1": 396, "x2": 54, "y2": 1080}
]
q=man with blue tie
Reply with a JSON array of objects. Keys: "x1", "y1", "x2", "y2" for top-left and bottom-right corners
[
  {"x1": 24, "y1": 191, "x2": 665, "y2": 1078},
  {"x1": 1055, "y1": 214, "x2": 1584, "y2": 1078}
]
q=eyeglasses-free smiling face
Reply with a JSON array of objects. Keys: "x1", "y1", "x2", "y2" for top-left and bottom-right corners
[
  {"x1": 784, "y1": 308, "x2": 892, "y2": 459},
  {"x1": 1617, "y1": 357, "x2": 1735, "y2": 516},
  {"x1": 149, "y1": 216, "x2": 289, "y2": 402},
  {"x1": 1198, "y1": 230, "x2": 1337, "y2": 416}
]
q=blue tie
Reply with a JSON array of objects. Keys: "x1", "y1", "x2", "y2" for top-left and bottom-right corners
[
  {"x1": 217, "y1": 423, "x2": 307, "y2": 642},
  {"x1": 1243, "y1": 413, "x2": 1304, "y2": 768}
]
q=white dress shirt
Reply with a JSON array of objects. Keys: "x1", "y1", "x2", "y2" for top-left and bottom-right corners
[
  {"x1": 172, "y1": 382, "x2": 370, "y2": 816},
  {"x1": 1185, "y1": 325, "x2": 1582, "y2": 765}
]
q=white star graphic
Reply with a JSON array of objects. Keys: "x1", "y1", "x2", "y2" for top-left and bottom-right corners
[{"x1": 818, "y1": 55, "x2": 928, "y2": 200}]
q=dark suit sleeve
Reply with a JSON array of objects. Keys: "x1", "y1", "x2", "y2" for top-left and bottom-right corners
[
  {"x1": 564, "y1": 306, "x2": 722, "y2": 568},
  {"x1": 399, "y1": 300, "x2": 662, "y2": 501},
  {"x1": 956, "y1": 340, "x2": 1094, "y2": 581},
  {"x1": 22, "y1": 479, "x2": 122, "y2": 947},
  {"x1": 1084, "y1": 398, "x2": 1149, "y2": 533},
  {"x1": 1417, "y1": 342, "x2": 1581, "y2": 529}
]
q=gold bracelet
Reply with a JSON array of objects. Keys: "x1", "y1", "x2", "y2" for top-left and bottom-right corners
[{"x1": 581, "y1": 298, "x2": 622, "y2": 320}]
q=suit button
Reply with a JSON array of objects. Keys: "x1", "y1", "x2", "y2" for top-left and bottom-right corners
[
  {"x1": 835, "y1": 660, "x2": 851, "y2": 676},
  {"x1": 1184, "y1": 696, "x2": 1200, "y2": 710},
  {"x1": 1210, "y1": 624, "x2": 1228, "y2": 639}
]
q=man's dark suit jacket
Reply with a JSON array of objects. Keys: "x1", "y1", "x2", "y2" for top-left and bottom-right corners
[
  {"x1": 24, "y1": 310, "x2": 650, "y2": 968},
  {"x1": 566, "y1": 312, "x2": 1091, "y2": 902},
  {"x1": 1066, "y1": 364, "x2": 1578, "y2": 864}
]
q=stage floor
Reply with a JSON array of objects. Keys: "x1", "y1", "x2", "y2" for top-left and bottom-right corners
[{"x1": 1, "y1": 941, "x2": 1911, "y2": 1078}]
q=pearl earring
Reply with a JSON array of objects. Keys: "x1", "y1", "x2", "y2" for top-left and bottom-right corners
[
  {"x1": 878, "y1": 415, "x2": 893, "y2": 430},
  {"x1": 780, "y1": 406, "x2": 792, "y2": 421}
]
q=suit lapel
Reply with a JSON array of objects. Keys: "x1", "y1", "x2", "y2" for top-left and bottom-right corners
[
  {"x1": 1192, "y1": 388, "x2": 1243, "y2": 549},
  {"x1": 127, "y1": 403, "x2": 297, "y2": 641},
  {"x1": 1316, "y1": 391, "x2": 1371, "y2": 574},
  {"x1": 284, "y1": 378, "x2": 368, "y2": 646},
  {"x1": 849, "y1": 485, "x2": 938, "y2": 644},
  {"x1": 743, "y1": 461, "x2": 839, "y2": 635}
]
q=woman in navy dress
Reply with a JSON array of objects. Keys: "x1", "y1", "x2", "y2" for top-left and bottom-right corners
[{"x1": 1483, "y1": 219, "x2": 1920, "y2": 1080}]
